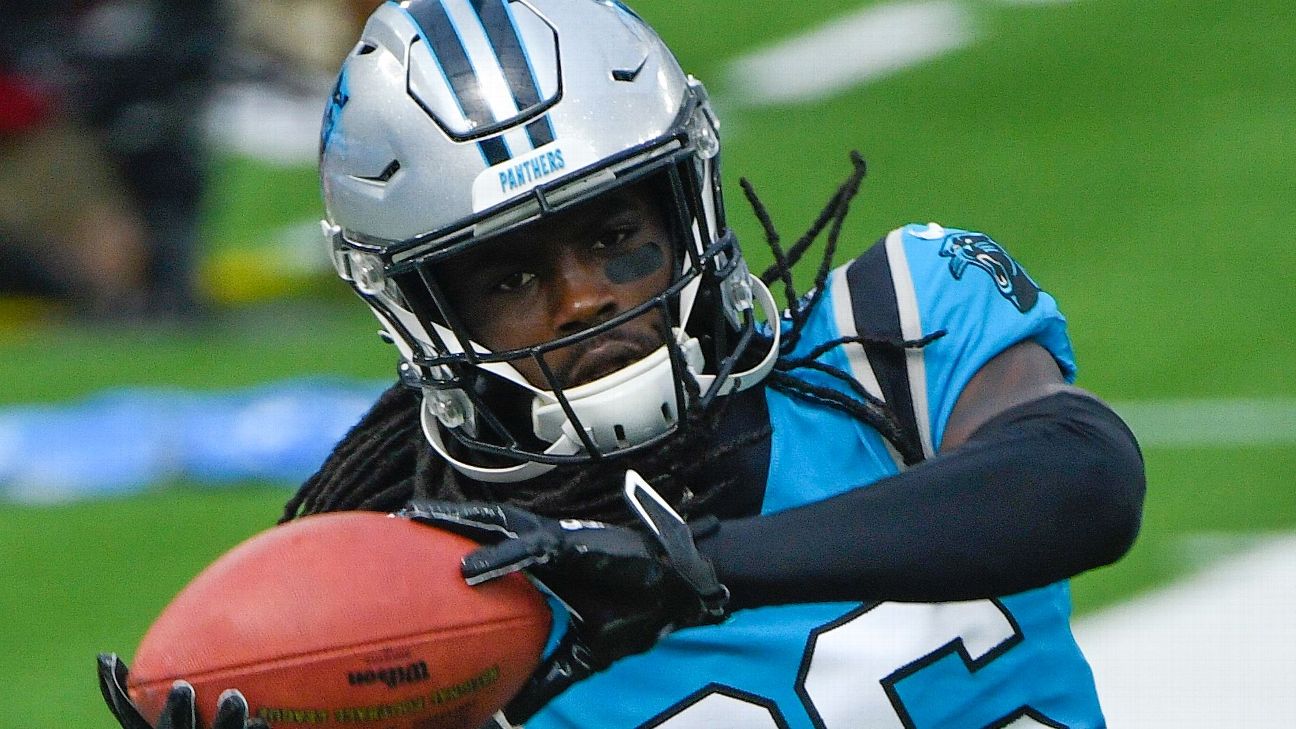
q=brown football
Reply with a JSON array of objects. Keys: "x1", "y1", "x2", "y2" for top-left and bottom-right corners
[{"x1": 127, "y1": 511, "x2": 550, "y2": 728}]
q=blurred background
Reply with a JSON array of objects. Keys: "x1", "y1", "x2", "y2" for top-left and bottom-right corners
[{"x1": 0, "y1": 0, "x2": 1292, "y2": 726}]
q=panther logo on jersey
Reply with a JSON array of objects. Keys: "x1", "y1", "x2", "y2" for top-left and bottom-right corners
[{"x1": 938, "y1": 233, "x2": 1040, "y2": 313}]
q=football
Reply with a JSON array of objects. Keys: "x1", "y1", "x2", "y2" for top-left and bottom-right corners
[{"x1": 127, "y1": 511, "x2": 551, "y2": 728}]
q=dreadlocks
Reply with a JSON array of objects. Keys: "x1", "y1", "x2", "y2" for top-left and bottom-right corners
[
  {"x1": 280, "y1": 371, "x2": 767, "y2": 525},
  {"x1": 742, "y1": 152, "x2": 944, "y2": 467},
  {"x1": 281, "y1": 152, "x2": 941, "y2": 526}
]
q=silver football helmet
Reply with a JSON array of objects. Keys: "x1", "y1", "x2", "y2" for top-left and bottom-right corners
[{"x1": 320, "y1": 0, "x2": 779, "y2": 482}]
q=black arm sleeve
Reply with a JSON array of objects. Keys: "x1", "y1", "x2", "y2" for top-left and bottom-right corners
[{"x1": 695, "y1": 391, "x2": 1145, "y2": 609}]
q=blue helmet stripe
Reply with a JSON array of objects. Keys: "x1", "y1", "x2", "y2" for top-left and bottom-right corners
[
  {"x1": 471, "y1": 0, "x2": 540, "y2": 109},
  {"x1": 477, "y1": 136, "x2": 510, "y2": 166},
  {"x1": 471, "y1": 0, "x2": 556, "y2": 148},
  {"x1": 525, "y1": 116, "x2": 555, "y2": 147},
  {"x1": 405, "y1": 0, "x2": 496, "y2": 135}
]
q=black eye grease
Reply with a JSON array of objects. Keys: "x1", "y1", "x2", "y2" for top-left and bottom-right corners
[{"x1": 604, "y1": 243, "x2": 664, "y2": 284}]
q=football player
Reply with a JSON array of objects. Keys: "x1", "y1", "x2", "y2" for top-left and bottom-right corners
[{"x1": 99, "y1": 1, "x2": 1145, "y2": 727}]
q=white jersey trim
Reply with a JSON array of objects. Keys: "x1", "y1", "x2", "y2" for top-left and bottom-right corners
[
  {"x1": 883, "y1": 228, "x2": 935, "y2": 458},
  {"x1": 829, "y1": 263, "x2": 905, "y2": 470}
]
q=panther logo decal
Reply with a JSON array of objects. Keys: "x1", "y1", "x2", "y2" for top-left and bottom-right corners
[
  {"x1": 938, "y1": 233, "x2": 1040, "y2": 313},
  {"x1": 320, "y1": 66, "x2": 349, "y2": 155}
]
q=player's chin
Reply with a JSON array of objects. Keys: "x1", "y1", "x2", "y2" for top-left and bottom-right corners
[
  {"x1": 561, "y1": 324, "x2": 668, "y2": 388},
  {"x1": 564, "y1": 339, "x2": 655, "y2": 387}
]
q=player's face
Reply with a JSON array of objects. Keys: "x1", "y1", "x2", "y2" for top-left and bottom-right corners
[{"x1": 436, "y1": 183, "x2": 675, "y2": 390}]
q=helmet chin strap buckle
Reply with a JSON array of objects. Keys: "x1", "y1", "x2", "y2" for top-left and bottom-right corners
[
  {"x1": 722, "y1": 259, "x2": 755, "y2": 329},
  {"x1": 423, "y1": 385, "x2": 476, "y2": 436}
]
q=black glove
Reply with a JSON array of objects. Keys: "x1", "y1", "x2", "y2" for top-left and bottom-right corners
[
  {"x1": 97, "y1": 653, "x2": 268, "y2": 729},
  {"x1": 396, "y1": 470, "x2": 729, "y2": 723}
]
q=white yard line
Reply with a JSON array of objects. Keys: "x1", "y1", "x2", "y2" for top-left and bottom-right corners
[
  {"x1": 724, "y1": 1, "x2": 974, "y2": 106},
  {"x1": 1075, "y1": 535, "x2": 1296, "y2": 727},
  {"x1": 1110, "y1": 398, "x2": 1296, "y2": 447},
  {"x1": 213, "y1": 1, "x2": 1087, "y2": 155}
]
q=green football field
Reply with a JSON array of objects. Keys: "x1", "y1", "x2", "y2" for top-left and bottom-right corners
[{"x1": 2, "y1": 0, "x2": 1293, "y2": 725}]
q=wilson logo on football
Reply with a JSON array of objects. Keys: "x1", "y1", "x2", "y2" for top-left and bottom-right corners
[{"x1": 347, "y1": 660, "x2": 431, "y2": 689}]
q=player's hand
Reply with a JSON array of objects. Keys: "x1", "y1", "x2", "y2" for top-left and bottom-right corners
[
  {"x1": 97, "y1": 653, "x2": 268, "y2": 729},
  {"x1": 396, "y1": 470, "x2": 729, "y2": 723}
]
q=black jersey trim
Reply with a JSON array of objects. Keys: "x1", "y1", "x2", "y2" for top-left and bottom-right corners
[{"x1": 843, "y1": 237, "x2": 925, "y2": 465}]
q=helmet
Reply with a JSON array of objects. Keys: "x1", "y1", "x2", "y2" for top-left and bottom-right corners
[{"x1": 320, "y1": 0, "x2": 779, "y2": 482}]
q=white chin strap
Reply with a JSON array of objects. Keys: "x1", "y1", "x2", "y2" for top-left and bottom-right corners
[{"x1": 422, "y1": 275, "x2": 781, "y2": 484}]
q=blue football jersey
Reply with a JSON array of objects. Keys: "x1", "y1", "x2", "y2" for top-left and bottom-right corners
[{"x1": 527, "y1": 224, "x2": 1102, "y2": 729}]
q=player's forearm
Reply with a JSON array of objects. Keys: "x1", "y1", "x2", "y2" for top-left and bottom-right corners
[{"x1": 696, "y1": 391, "x2": 1145, "y2": 609}]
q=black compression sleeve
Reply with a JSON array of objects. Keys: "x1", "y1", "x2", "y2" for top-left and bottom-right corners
[{"x1": 696, "y1": 391, "x2": 1145, "y2": 609}]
